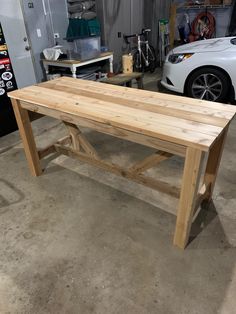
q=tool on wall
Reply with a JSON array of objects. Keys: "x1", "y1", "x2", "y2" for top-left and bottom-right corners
[
  {"x1": 189, "y1": 11, "x2": 216, "y2": 42},
  {"x1": 178, "y1": 13, "x2": 191, "y2": 43},
  {"x1": 171, "y1": 1, "x2": 217, "y2": 46},
  {"x1": 159, "y1": 19, "x2": 170, "y2": 66},
  {"x1": 177, "y1": 10, "x2": 216, "y2": 43}
]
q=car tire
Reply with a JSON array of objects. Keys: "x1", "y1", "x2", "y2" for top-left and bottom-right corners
[{"x1": 186, "y1": 67, "x2": 230, "y2": 102}]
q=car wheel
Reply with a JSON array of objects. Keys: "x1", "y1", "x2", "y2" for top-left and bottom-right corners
[{"x1": 186, "y1": 67, "x2": 230, "y2": 102}]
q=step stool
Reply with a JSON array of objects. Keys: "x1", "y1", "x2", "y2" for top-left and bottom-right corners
[{"x1": 102, "y1": 72, "x2": 144, "y2": 89}]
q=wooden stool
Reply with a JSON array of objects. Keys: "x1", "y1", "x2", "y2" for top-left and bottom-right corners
[{"x1": 102, "y1": 72, "x2": 144, "y2": 89}]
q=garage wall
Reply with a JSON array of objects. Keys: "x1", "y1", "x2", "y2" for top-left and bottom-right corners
[
  {"x1": 47, "y1": 0, "x2": 69, "y2": 45},
  {"x1": 176, "y1": 7, "x2": 233, "y2": 39},
  {"x1": 173, "y1": 0, "x2": 233, "y2": 40},
  {"x1": 131, "y1": 0, "x2": 145, "y2": 35},
  {"x1": 96, "y1": 0, "x2": 129, "y2": 71},
  {"x1": 144, "y1": 1, "x2": 232, "y2": 50},
  {"x1": 22, "y1": 0, "x2": 171, "y2": 75},
  {"x1": 96, "y1": 0, "x2": 145, "y2": 72},
  {"x1": 144, "y1": 0, "x2": 172, "y2": 50},
  {"x1": 96, "y1": 0, "x2": 172, "y2": 71}
]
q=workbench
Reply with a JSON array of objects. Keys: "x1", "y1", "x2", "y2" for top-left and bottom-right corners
[
  {"x1": 8, "y1": 77, "x2": 236, "y2": 249},
  {"x1": 42, "y1": 52, "x2": 113, "y2": 78}
]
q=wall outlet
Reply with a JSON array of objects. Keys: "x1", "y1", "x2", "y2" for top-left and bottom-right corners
[
  {"x1": 54, "y1": 33, "x2": 60, "y2": 39},
  {"x1": 36, "y1": 29, "x2": 42, "y2": 38}
]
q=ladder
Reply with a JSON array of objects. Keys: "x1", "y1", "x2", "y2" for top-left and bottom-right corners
[{"x1": 159, "y1": 19, "x2": 170, "y2": 66}]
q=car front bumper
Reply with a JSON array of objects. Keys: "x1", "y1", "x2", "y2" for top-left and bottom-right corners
[{"x1": 161, "y1": 61, "x2": 186, "y2": 94}]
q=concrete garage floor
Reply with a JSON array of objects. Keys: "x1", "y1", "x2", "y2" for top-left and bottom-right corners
[{"x1": 0, "y1": 72, "x2": 236, "y2": 314}]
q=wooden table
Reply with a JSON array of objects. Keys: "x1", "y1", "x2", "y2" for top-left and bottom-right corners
[
  {"x1": 8, "y1": 77, "x2": 236, "y2": 249},
  {"x1": 42, "y1": 52, "x2": 113, "y2": 78}
]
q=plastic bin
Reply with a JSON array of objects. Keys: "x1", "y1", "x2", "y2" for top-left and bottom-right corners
[
  {"x1": 71, "y1": 36, "x2": 100, "y2": 61},
  {"x1": 88, "y1": 19, "x2": 101, "y2": 36}
]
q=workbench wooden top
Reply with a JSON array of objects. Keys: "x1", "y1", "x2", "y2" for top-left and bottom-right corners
[
  {"x1": 8, "y1": 77, "x2": 236, "y2": 151},
  {"x1": 42, "y1": 52, "x2": 113, "y2": 65}
]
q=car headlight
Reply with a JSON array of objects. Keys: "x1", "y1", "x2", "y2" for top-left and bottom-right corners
[{"x1": 168, "y1": 53, "x2": 194, "y2": 64}]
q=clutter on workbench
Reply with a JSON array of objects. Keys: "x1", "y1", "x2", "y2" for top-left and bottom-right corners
[
  {"x1": 43, "y1": 46, "x2": 64, "y2": 61},
  {"x1": 67, "y1": 36, "x2": 101, "y2": 61}
]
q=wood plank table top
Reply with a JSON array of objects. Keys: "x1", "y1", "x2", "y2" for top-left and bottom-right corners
[{"x1": 9, "y1": 77, "x2": 236, "y2": 152}]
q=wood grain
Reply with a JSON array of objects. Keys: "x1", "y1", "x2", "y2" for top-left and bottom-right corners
[
  {"x1": 11, "y1": 99, "x2": 42, "y2": 176},
  {"x1": 63, "y1": 121, "x2": 81, "y2": 150},
  {"x1": 54, "y1": 144, "x2": 180, "y2": 198},
  {"x1": 40, "y1": 79, "x2": 234, "y2": 127},
  {"x1": 129, "y1": 151, "x2": 172, "y2": 174},
  {"x1": 174, "y1": 147, "x2": 204, "y2": 249},
  {"x1": 203, "y1": 127, "x2": 229, "y2": 201},
  {"x1": 9, "y1": 83, "x2": 234, "y2": 151},
  {"x1": 41, "y1": 77, "x2": 236, "y2": 116},
  {"x1": 18, "y1": 101, "x2": 187, "y2": 157}
]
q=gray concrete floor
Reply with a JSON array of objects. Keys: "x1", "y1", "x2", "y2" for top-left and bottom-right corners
[{"x1": 0, "y1": 72, "x2": 236, "y2": 314}]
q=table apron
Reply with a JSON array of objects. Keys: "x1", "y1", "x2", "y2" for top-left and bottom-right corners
[{"x1": 19, "y1": 100, "x2": 187, "y2": 157}]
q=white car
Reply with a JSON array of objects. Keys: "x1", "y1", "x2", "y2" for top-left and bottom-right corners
[{"x1": 161, "y1": 37, "x2": 236, "y2": 102}]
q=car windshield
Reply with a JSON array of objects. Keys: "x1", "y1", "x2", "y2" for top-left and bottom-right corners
[{"x1": 230, "y1": 38, "x2": 236, "y2": 45}]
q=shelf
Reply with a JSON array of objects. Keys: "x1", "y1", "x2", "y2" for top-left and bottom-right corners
[{"x1": 183, "y1": 4, "x2": 232, "y2": 10}]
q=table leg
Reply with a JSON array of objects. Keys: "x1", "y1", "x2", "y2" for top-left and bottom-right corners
[
  {"x1": 126, "y1": 81, "x2": 132, "y2": 88},
  {"x1": 71, "y1": 66, "x2": 77, "y2": 78},
  {"x1": 44, "y1": 64, "x2": 49, "y2": 77},
  {"x1": 11, "y1": 99, "x2": 42, "y2": 177},
  {"x1": 203, "y1": 128, "x2": 229, "y2": 203},
  {"x1": 174, "y1": 147, "x2": 204, "y2": 249},
  {"x1": 137, "y1": 77, "x2": 144, "y2": 89},
  {"x1": 109, "y1": 55, "x2": 114, "y2": 73}
]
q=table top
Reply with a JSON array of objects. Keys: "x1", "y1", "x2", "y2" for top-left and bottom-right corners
[
  {"x1": 42, "y1": 52, "x2": 113, "y2": 65},
  {"x1": 8, "y1": 77, "x2": 236, "y2": 151}
]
